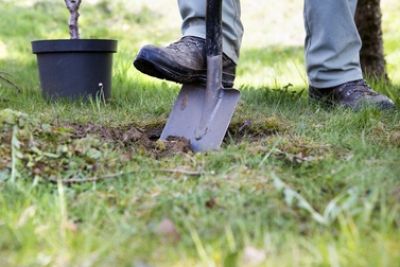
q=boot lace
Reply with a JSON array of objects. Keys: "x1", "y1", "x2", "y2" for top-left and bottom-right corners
[{"x1": 341, "y1": 80, "x2": 378, "y2": 97}]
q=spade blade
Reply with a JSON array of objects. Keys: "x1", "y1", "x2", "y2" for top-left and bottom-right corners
[{"x1": 160, "y1": 84, "x2": 240, "y2": 152}]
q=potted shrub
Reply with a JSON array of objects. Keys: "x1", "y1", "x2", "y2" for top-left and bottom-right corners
[{"x1": 32, "y1": 0, "x2": 118, "y2": 101}]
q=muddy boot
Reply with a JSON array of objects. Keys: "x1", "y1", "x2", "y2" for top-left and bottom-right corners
[
  {"x1": 309, "y1": 79, "x2": 396, "y2": 110},
  {"x1": 133, "y1": 36, "x2": 236, "y2": 88}
]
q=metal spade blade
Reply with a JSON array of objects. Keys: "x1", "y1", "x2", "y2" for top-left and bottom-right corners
[{"x1": 160, "y1": 83, "x2": 240, "y2": 152}]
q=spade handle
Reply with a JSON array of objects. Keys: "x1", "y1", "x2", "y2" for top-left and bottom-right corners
[{"x1": 206, "y1": 0, "x2": 223, "y2": 58}]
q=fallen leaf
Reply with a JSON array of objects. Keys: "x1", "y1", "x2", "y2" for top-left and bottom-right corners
[
  {"x1": 156, "y1": 218, "x2": 180, "y2": 243},
  {"x1": 63, "y1": 220, "x2": 78, "y2": 232},
  {"x1": 16, "y1": 206, "x2": 36, "y2": 227},
  {"x1": 242, "y1": 246, "x2": 266, "y2": 266}
]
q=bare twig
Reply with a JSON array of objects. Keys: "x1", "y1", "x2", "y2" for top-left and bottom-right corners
[
  {"x1": 159, "y1": 169, "x2": 204, "y2": 176},
  {"x1": 48, "y1": 171, "x2": 135, "y2": 185},
  {"x1": 46, "y1": 168, "x2": 202, "y2": 185},
  {"x1": 64, "y1": 0, "x2": 82, "y2": 39},
  {"x1": 0, "y1": 72, "x2": 21, "y2": 92}
]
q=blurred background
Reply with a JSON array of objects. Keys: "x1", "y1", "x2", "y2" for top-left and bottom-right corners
[{"x1": 0, "y1": 0, "x2": 399, "y2": 88}]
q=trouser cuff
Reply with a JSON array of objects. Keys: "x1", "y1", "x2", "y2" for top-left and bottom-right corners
[{"x1": 309, "y1": 69, "x2": 363, "y2": 88}]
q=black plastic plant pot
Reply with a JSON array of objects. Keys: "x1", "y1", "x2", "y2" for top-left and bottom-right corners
[{"x1": 32, "y1": 39, "x2": 118, "y2": 101}]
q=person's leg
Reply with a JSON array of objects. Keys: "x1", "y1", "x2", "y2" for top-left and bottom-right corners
[
  {"x1": 305, "y1": 0, "x2": 395, "y2": 110},
  {"x1": 304, "y1": 0, "x2": 362, "y2": 88},
  {"x1": 134, "y1": 0, "x2": 243, "y2": 88},
  {"x1": 179, "y1": 0, "x2": 243, "y2": 63}
]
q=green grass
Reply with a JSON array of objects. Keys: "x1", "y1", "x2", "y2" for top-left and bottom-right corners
[{"x1": 1, "y1": 1, "x2": 400, "y2": 266}]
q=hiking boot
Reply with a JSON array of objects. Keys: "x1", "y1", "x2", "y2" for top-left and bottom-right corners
[
  {"x1": 309, "y1": 79, "x2": 395, "y2": 110},
  {"x1": 133, "y1": 36, "x2": 236, "y2": 88}
]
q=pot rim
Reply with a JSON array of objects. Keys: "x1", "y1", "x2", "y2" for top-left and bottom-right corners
[{"x1": 32, "y1": 39, "x2": 118, "y2": 54}]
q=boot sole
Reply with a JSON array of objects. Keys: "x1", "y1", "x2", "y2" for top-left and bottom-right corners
[{"x1": 133, "y1": 48, "x2": 234, "y2": 88}]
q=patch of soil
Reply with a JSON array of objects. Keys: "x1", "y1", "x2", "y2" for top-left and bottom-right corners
[
  {"x1": 67, "y1": 123, "x2": 190, "y2": 158},
  {"x1": 70, "y1": 123, "x2": 145, "y2": 145},
  {"x1": 65, "y1": 118, "x2": 285, "y2": 157}
]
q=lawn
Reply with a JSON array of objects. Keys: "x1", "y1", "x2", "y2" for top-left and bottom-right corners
[{"x1": 0, "y1": 0, "x2": 399, "y2": 266}]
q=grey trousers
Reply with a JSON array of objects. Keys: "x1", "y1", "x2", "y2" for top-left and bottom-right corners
[{"x1": 178, "y1": 0, "x2": 363, "y2": 88}]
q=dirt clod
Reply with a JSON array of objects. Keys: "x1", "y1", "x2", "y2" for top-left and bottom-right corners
[
  {"x1": 153, "y1": 136, "x2": 191, "y2": 158},
  {"x1": 205, "y1": 197, "x2": 218, "y2": 209},
  {"x1": 165, "y1": 136, "x2": 191, "y2": 152},
  {"x1": 389, "y1": 131, "x2": 400, "y2": 147}
]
